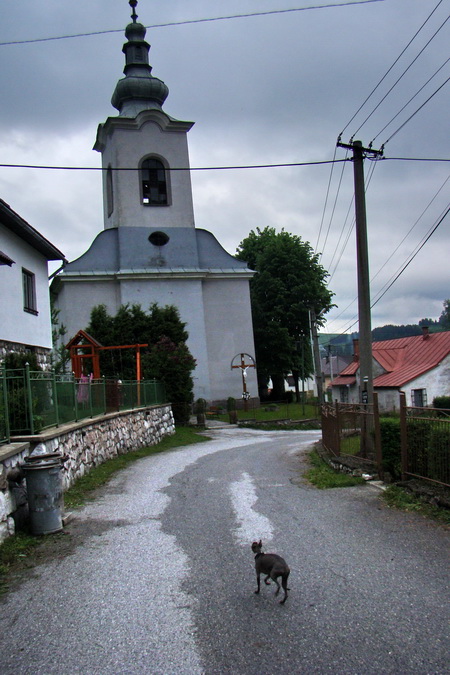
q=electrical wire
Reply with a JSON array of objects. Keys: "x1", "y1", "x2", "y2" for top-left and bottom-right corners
[
  {"x1": 315, "y1": 146, "x2": 338, "y2": 254},
  {"x1": 371, "y1": 204, "x2": 450, "y2": 308},
  {"x1": 339, "y1": 0, "x2": 445, "y2": 137},
  {"x1": 370, "y1": 57, "x2": 450, "y2": 144},
  {"x1": 351, "y1": 11, "x2": 450, "y2": 138},
  {"x1": 382, "y1": 75, "x2": 450, "y2": 145},
  {"x1": 0, "y1": 1, "x2": 385, "y2": 47},
  {"x1": 318, "y1": 149, "x2": 349, "y2": 261},
  {"x1": 0, "y1": 156, "x2": 447, "y2": 173}
]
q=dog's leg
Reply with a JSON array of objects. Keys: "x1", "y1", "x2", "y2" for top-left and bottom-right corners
[
  {"x1": 280, "y1": 572, "x2": 290, "y2": 604},
  {"x1": 271, "y1": 573, "x2": 281, "y2": 596},
  {"x1": 264, "y1": 575, "x2": 271, "y2": 586},
  {"x1": 254, "y1": 572, "x2": 261, "y2": 595}
]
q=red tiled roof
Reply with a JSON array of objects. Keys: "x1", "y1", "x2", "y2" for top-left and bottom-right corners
[
  {"x1": 332, "y1": 375, "x2": 356, "y2": 386},
  {"x1": 333, "y1": 331, "x2": 450, "y2": 388}
]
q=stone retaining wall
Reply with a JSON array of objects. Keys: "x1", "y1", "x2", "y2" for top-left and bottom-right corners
[{"x1": 0, "y1": 404, "x2": 175, "y2": 543}]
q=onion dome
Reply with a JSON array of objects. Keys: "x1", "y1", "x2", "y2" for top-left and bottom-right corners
[{"x1": 111, "y1": 1, "x2": 169, "y2": 116}]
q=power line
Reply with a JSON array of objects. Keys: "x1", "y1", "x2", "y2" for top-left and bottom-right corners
[
  {"x1": 351, "y1": 11, "x2": 450, "y2": 138},
  {"x1": 0, "y1": 156, "x2": 448, "y2": 173},
  {"x1": 382, "y1": 75, "x2": 450, "y2": 145},
  {"x1": 370, "y1": 57, "x2": 450, "y2": 144},
  {"x1": 0, "y1": 1, "x2": 385, "y2": 47},
  {"x1": 0, "y1": 159, "x2": 347, "y2": 172},
  {"x1": 371, "y1": 205, "x2": 450, "y2": 308},
  {"x1": 339, "y1": 0, "x2": 446, "y2": 137}
]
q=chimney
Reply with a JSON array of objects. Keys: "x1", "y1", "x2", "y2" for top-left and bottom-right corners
[
  {"x1": 422, "y1": 325, "x2": 429, "y2": 340},
  {"x1": 353, "y1": 338, "x2": 360, "y2": 361}
]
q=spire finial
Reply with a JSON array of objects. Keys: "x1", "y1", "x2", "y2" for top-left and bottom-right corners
[{"x1": 129, "y1": 0, "x2": 138, "y2": 23}]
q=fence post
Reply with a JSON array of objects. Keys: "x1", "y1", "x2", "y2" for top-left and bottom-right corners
[
  {"x1": 102, "y1": 376, "x2": 107, "y2": 414},
  {"x1": 2, "y1": 368, "x2": 10, "y2": 441},
  {"x1": 52, "y1": 370, "x2": 60, "y2": 427},
  {"x1": 335, "y1": 400, "x2": 341, "y2": 455},
  {"x1": 399, "y1": 391, "x2": 408, "y2": 481},
  {"x1": 73, "y1": 374, "x2": 79, "y2": 422},
  {"x1": 373, "y1": 392, "x2": 383, "y2": 479},
  {"x1": 25, "y1": 363, "x2": 34, "y2": 435}
]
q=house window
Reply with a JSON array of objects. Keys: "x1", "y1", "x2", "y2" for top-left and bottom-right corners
[
  {"x1": 141, "y1": 158, "x2": 168, "y2": 205},
  {"x1": 411, "y1": 388, "x2": 427, "y2": 407},
  {"x1": 22, "y1": 268, "x2": 38, "y2": 315}
]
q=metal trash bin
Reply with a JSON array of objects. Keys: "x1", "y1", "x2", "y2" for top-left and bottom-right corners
[{"x1": 22, "y1": 453, "x2": 63, "y2": 535}]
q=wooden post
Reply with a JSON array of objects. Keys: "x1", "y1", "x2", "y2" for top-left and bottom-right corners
[
  {"x1": 399, "y1": 391, "x2": 408, "y2": 481},
  {"x1": 373, "y1": 392, "x2": 383, "y2": 479}
]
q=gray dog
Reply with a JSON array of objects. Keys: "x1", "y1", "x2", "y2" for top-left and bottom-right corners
[{"x1": 251, "y1": 540, "x2": 290, "y2": 604}]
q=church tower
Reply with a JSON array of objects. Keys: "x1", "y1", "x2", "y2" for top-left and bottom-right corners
[
  {"x1": 94, "y1": 3, "x2": 196, "y2": 232},
  {"x1": 52, "y1": 1, "x2": 257, "y2": 403}
]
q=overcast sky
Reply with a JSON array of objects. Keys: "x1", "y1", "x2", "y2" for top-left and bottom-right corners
[{"x1": 0, "y1": 0, "x2": 448, "y2": 335}]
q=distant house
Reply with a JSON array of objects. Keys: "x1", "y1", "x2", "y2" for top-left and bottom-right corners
[
  {"x1": 0, "y1": 199, "x2": 65, "y2": 367},
  {"x1": 331, "y1": 327, "x2": 450, "y2": 411}
]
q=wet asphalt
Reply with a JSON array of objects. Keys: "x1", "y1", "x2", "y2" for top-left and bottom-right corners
[{"x1": 0, "y1": 427, "x2": 448, "y2": 674}]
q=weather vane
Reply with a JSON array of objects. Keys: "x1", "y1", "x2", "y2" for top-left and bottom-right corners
[{"x1": 129, "y1": 0, "x2": 138, "y2": 22}]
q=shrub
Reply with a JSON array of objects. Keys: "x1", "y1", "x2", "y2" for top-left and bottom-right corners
[
  {"x1": 380, "y1": 417, "x2": 401, "y2": 479},
  {"x1": 226, "y1": 397, "x2": 236, "y2": 412},
  {"x1": 428, "y1": 427, "x2": 450, "y2": 483},
  {"x1": 432, "y1": 396, "x2": 450, "y2": 415}
]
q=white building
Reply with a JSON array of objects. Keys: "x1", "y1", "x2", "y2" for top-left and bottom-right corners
[
  {"x1": 0, "y1": 199, "x2": 65, "y2": 367},
  {"x1": 52, "y1": 5, "x2": 257, "y2": 403}
]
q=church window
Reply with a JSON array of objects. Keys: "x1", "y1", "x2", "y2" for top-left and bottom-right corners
[
  {"x1": 106, "y1": 165, "x2": 114, "y2": 216},
  {"x1": 141, "y1": 158, "x2": 168, "y2": 205}
]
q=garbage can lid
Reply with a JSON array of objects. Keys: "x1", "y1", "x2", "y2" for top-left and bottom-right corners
[{"x1": 22, "y1": 453, "x2": 62, "y2": 469}]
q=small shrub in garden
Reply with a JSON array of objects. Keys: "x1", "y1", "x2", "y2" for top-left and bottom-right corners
[
  {"x1": 428, "y1": 427, "x2": 450, "y2": 483},
  {"x1": 379, "y1": 418, "x2": 401, "y2": 479}
]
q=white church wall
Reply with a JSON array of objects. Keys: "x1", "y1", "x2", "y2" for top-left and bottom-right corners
[{"x1": 202, "y1": 278, "x2": 258, "y2": 402}]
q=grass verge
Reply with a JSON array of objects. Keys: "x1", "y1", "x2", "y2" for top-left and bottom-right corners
[
  {"x1": 304, "y1": 450, "x2": 366, "y2": 489},
  {"x1": 382, "y1": 485, "x2": 450, "y2": 526},
  {"x1": 0, "y1": 426, "x2": 209, "y2": 592}
]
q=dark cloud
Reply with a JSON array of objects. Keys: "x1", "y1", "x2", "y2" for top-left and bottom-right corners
[{"x1": 0, "y1": 0, "x2": 448, "y2": 332}]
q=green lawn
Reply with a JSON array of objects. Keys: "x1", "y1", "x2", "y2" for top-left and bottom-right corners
[{"x1": 218, "y1": 401, "x2": 319, "y2": 423}]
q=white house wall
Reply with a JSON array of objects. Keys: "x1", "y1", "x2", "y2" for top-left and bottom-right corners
[
  {"x1": 400, "y1": 353, "x2": 450, "y2": 406},
  {"x1": 0, "y1": 225, "x2": 52, "y2": 349}
]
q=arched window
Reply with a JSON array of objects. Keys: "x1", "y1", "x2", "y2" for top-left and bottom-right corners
[{"x1": 141, "y1": 157, "x2": 168, "y2": 205}]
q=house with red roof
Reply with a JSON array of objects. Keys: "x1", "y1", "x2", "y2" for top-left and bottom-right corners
[{"x1": 331, "y1": 327, "x2": 450, "y2": 411}]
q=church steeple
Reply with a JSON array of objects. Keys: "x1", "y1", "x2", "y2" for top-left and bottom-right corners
[{"x1": 111, "y1": 0, "x2": 169, "y2": 116}]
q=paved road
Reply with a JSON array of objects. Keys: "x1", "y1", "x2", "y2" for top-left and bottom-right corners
[{"x1": 0, "y1": 428, "x2": 448, "y2": 674}]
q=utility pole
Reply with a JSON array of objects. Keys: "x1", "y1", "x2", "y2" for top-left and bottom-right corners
[
  {"x1": 336, "y1": 139, "x2": 383, "y2": 405},
  {"x1": 310, "y1": 309, "x2": 324, "y2": 404}
]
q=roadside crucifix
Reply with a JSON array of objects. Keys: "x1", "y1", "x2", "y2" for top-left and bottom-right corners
[{"x1": 231, "y1": 353, "x2": 256, "y2": 411}]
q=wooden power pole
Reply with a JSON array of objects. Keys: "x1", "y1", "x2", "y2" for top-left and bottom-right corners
[{"x1": 336, "y1": 139, "x2": 383, "y2": 405}]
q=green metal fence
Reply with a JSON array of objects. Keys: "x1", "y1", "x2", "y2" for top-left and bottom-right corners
[{"x1": 1, "y1": 367, "x2": 167, "y2": 438}]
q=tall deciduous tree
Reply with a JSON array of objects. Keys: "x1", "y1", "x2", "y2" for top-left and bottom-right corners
[
  {"x1": 236, "y1": 227, "x2": 333, "y2": 398},
  {"x1": 86, "y1": 303, "x2": 195, "y2": 424},
  {"x1": 439, "y1": 299, "x2": 450, "y2": 329}
]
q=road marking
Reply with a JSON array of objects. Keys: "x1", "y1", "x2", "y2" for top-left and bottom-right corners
[{"x1": 229, "y1": 471, "x2": 273, "y2": 546}]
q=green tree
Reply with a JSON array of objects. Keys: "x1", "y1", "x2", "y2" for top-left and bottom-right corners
[
  {"x1": 236, "y1": 227, "x2": 334, "y2": 398},
  {"x1": 85, "y1": 303, "x2": 196, "y2": 424},
  {"x1": 439, "y1": 299, "x2": 450, "y2": 329}
]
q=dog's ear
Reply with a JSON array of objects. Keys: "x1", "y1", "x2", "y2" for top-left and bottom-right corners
[{"x1": 258, "y1": 539, "x2": 262, "y2": 547}]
